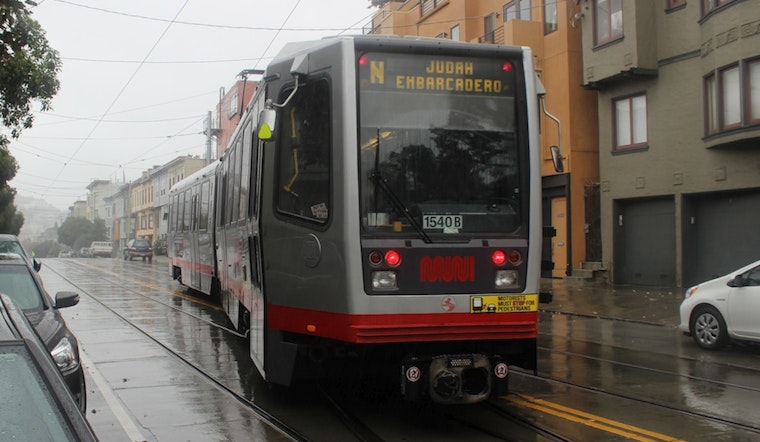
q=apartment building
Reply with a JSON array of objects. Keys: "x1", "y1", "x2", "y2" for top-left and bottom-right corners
[
  {"x1": 131, "y1": 171, "x2": 156, "y2": 244},
  {"x1": 368, "y1": 0, "x2": 600, "y2": 278},
  {"x1": 580, "y1": 0, "x2": 760, "y2": 286}
]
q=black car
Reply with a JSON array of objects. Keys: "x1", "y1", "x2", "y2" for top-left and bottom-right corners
[
  {"x1": 0, "y1": 233, "x2": 42, "y2": 271},
  {"x1": 124, "y1": 238, "x2": 153, "y2": 262},
  {"x1": 0, "y1": 293, "x2": 97, "y2": 441},
  {"x1": 0, "y1": 253, "x2": 86, "y2": 411}
]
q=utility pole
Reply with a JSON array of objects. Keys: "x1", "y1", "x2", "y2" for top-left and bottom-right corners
[{"x1": 204, "y1": 111, "x2": 219, "y2": 165}]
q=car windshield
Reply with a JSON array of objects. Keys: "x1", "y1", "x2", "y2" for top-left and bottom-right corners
[
  {"x1": 0, "y1": 267, "x2": 42, "y2": 310},
  {"x1": 358, "y1": 52, "x2": 523, "y2": 239},
  {"x1": 0, "y1": 241, "x2": 26, "y2": 258},
  {"x1": 0, "y1": 345, "x2": 78, "y2": 441}
]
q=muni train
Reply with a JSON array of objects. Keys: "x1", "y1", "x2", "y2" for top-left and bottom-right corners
[{"x1": 168, "y1": 34, "x2": 548, "y2": 405}]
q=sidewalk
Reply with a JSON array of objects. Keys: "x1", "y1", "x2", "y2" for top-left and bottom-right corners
[{"x1": 539, "y1": 278, "x2": 684, "y2": 327}]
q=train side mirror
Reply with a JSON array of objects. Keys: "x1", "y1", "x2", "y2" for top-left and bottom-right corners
[
  {"x1": 258, "y1": 104, "x2": 277, "y2": 141},
  {"x1": 258, "y1": 54, "x2": 308, "y2": 142},
  {"x1": 550, "y1": 145, "x2": 564, "y2": 173}
]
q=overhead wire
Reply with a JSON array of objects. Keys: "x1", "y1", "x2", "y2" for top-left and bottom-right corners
[
  {"x1": 38, "y1": 0, "x2": 192, "y2": 197},
  {"x1": 20, "y1": 0, "x2": 375, "y2": 207}
]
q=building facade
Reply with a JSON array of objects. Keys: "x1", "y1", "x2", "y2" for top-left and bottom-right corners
[
  {"x1": 580, "y1": 0, "x2": 760, "y2": 286},
  {"x1": 130, "y1": 171, "x2": 156, "y2": 245},
  {"x1": 215, "y1": 78, "x2": 258, "y2": 158},
  {"x1": 85, "y1": 180, "x2": 119, "y2": 224},
  {"x1": 369, "y1": 0, "x2": 601, "y2": 277},
  {"x1": 68, "y1": 200, "x2": 87, "y2": 219}
]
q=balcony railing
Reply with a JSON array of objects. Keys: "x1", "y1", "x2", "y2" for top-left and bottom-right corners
[
  {"x1": 478, "y1": 27, "x2": 504, "y2": 45},
  {"x1": 420, "y1": 0, "x2": 446, "y2": 17}
]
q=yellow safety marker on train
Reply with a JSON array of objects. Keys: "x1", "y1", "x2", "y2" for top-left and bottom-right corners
[{"x1": 506, "y1": 393, "x2": 686, "y2": 442}]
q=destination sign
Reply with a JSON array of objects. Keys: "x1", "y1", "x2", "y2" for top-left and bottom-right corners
[{"x1": 358, "y1": 52, "x2": 516, "y2": 96}]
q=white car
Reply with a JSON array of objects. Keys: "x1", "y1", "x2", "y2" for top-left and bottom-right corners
[{"x1": 679, "y1": 259, "x2": 760, "y2": 350}]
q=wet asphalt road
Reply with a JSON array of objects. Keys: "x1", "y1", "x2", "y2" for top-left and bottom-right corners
[{"x1": 36, "y1": 257, "x2": 760, "y2": 441}]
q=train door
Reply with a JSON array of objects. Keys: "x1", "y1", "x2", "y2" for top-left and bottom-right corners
[
  {"x1": 247, "y1": 93, "x2": 266, "y2": 375},
  {"x1": 216, "y1": 155, "x2": 235, "y2": 321},
  {"x1": 197, "y1": 179, "x2": 213, "y2": 295},
  {"x1": 256, "y1": 43, "x2": 339, "y2": 386}
]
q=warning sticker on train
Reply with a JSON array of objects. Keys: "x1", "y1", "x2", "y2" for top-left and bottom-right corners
[{"x1": 470, "y1": 294, "x2": 538, "y2": 313}]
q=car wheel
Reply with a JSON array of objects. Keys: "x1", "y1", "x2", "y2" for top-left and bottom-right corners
[{"x1": 691, "y1": 306, "x2": 729, "y2": 350}]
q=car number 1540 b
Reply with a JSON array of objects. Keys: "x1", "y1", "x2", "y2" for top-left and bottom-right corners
[{"x1": 423, "y1": 215, "x2": 463, "y2": 230}]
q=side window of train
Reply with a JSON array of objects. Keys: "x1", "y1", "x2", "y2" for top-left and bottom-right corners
[
  {"x1": 170, "y1": 194, "x2": 178, "y2": 231},
  {"x1": 240, "y1": 121, "x2": 252, "y2": 219},
  {"x1": 199, "y1": 180, "x2": 210, "y2": 231},
  {"x1": 250, "y1": 91, "x2": 265, "y2": 218},
  {"x1": 275, "y1": 78, "x2": 331, "y2": 224},
  {"x1": 182, "y1": 189, "x2": 191, "y2": 231}
]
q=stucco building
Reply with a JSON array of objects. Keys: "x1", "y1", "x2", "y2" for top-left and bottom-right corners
[{"x1": 579, "y1": 0, "x2": 760, "y2": 286}]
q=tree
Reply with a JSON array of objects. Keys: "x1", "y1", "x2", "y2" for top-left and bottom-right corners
[
  {"x1": 0, "y1": 0, "x2": 61, "y2": 233},
  {"x1": 27, "y1": 238, "x2": 60, "y2": 258},
  {"x1": 58, "y1": 217, "x2": 100, "y2": 250}
]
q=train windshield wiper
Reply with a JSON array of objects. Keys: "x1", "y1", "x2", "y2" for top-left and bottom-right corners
[{"x1": 370, "y1": 171, "x2": 432, "y2": 244}]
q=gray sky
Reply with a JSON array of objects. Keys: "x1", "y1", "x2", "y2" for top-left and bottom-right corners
[{"x1": 9, "y1": 0, "x2": 377, "y2": 210}]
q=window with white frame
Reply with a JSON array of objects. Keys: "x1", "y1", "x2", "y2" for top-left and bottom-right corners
[
  {"x1": 721, "y1": 65, "x2": 741, "y2": 130},
  {"x1": 229, "y1": 92, "x2": 238, "y2": 117},
  {"x1": 594, "y1": 0, "x2": 623, "y2": 46},
  {"x1": 450, "y1": 24, "x2": 460, "y2": 41},
  {"x1": 705, "y1": 59, "x2": 760, "y2": 135},
  {"x1": 614, "y1": 94, "x2": 647, "y2": 150}
]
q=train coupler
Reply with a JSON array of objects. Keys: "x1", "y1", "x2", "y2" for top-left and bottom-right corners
[{"x1": 402, "y1": 354, "x2": 498, "y2": 404}]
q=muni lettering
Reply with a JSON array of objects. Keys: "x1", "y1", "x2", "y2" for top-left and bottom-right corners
[{"x1": 419, "y1": 256, "x2": 475, "y2": 282}]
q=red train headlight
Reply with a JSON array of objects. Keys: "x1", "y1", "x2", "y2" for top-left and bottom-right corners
[
  {"x1": 492, "y1": 250, "x2": 506, "y2": 266},
  {"x1": 385, "y1": 250, "x2": 401, "y2": 267}
]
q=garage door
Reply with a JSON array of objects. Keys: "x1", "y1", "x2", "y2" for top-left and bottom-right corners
[
  {"x1": 614, "y1": 197, "x2": 676, "y2": 286},
  {"x1": 683, "y1": 189, "x2": 760, "y2": 287}
]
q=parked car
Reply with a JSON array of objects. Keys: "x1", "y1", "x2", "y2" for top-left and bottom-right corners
[
  {"x1": 0, "y1": 293, "x2": 96, "y2": 441},
  {"x1": 679, "y1": 259, "x2": 760, "y2": 350},
  {"x1": 0, "y1": 253, "x2": 86, "y2": 410},
  {"x1": 0, "y1": 293, "x2": 96, "y2": 439},
  {"x1": 124, "y1": 238, "x2": 153, "y2": 262},
  {"x1": 89, "y1": 240, "x2": 112, "y2": 258},
  {"x1": 0, "y1": 233, "x2": 42, "y2": 271}
]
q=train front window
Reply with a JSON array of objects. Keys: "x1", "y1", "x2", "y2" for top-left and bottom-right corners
[{"x1": 358, "y1": 52, "x2": 523, "y2": 238}]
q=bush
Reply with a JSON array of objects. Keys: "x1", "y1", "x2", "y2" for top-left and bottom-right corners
[{"x1": 153, "y1": 238, "x2": 167, "y2": 256}]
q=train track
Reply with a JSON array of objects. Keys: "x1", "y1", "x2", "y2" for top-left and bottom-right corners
[
  {"x1": 46, "y1": 259, "x2": 311, "y2": 441},
  {"x1": 42, "y1": 258, "x2": 760, "y2": 441}
]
